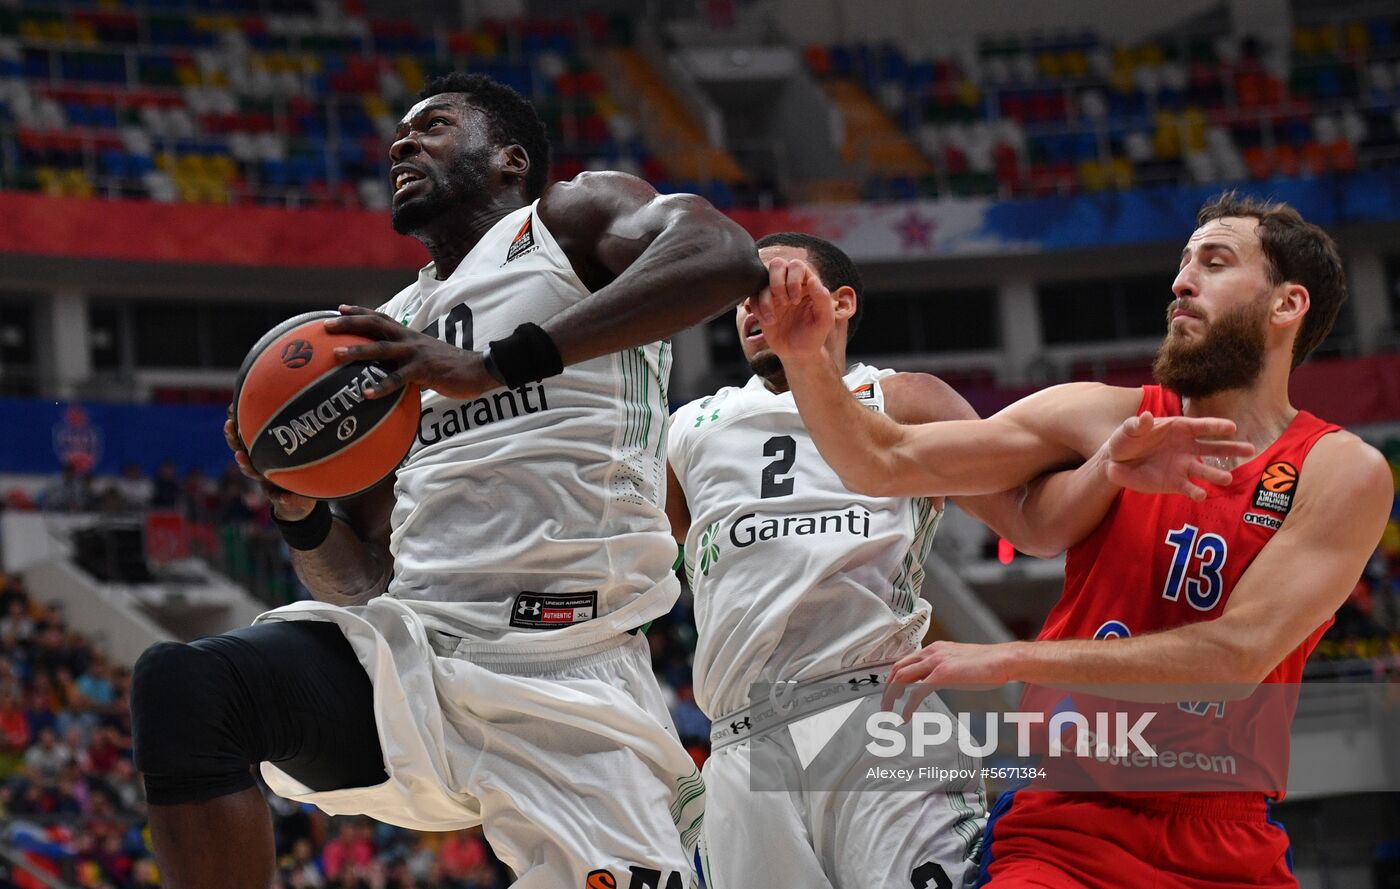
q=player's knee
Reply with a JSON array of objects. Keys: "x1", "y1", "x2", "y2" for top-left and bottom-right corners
[
  {"x1": 132, "y1": 640, "x2": 219, "y2": 727},
  {"x1": 132, "y1": 640, "x2": 258, "y2": 804}
]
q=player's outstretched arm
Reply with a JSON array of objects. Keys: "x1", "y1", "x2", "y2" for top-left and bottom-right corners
[
  {"x1": 883, "y1": 433, "x2": 1391, "y2": 712},
  {"x1": 224, "y1": 409, "x2": 392, "y2": 606},
  {"x1": 961, "y1": 412, "x2": 1251, "y2": 558},
  {"x1": 883, "y1": 372, "x2": 1127, "y2": 557},
  {"x1": 756, "y1": 257, "x2": 1103, "y2": 496},
  {"x1": 758, "y1": 262, "x2": 1252, "y2": 501},
  {"x1": 538, "y1": 171, "x2": 768, "y2": 364}
]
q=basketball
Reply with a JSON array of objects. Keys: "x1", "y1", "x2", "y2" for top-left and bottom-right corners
[{"x1": 233, "y1": 310, "x2": 419, "y2": 499}]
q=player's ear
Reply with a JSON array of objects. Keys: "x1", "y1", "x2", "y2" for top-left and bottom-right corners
[
  {"x1": 832, "y1": 286, "x2": 857, "y2": 322},
  {"x1": 1272, "y1": 282, "x2": 1308, "y2": 329},
  {"x1": 498, "y1": 143, "x2": 529, "y2": 182}
]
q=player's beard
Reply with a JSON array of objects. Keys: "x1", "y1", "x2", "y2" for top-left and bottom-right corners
[
  {"x1": 391, "y1": 146, "x2": 494, "y2": 235},
  {"x1": 1152, "y1": 295, "x2": 1270, "y2": 398},
  {"x1": 748, "y1": 351, "x2": 785, "y2": 383}
]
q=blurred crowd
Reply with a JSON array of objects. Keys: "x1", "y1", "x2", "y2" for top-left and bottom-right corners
[
  {"x1": 0, "y1": 563, "x2": 709, "y2": 889},
  {"x1": 36, "y1": 458, "x2": 267, "y2": 524},
  {"x1": 23, "y1": 459, "x2": 303, "y2": 606}
]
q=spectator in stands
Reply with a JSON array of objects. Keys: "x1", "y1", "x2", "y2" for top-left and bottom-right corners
[
  {"x1": 41, "y1": 459, "x2": 96, "y2": 513},
  {"x1": 181, "y1": 467, "x2": 216, "y2": 522},
  {"x1": 215, "y1": 466, "x2": 255, "y2": 524},
  {"x1": 150, "y1": 460, "x2": 182, "y2": 509},
  {"x1": 0, "y1": 600, "x2": 33, "y2": 642},
  {"x1": 106, "y1": 464, "x2": 152, "y2": 512},
  {"x1": 22, "y1": 728, "x2": 73, "y2": 785},
  {"x1": 30, "y1": 622, "x2": 75, "y2": 682},
  {"x1": 322, "y1": 819, "x2": 376, "y2": 884},
  {"x1": 74, "y1": 659, "x2": 116, "y2": 709},
  {"x1": 84, "y1": 726, "x2": 123, "y2": 775},
  {"x1": 23, "y1": 674, "x2": 61, "y2": 736},
  {"x1": 279, "y1": 837, "x2": 325, "y2": 888},
  {"x1": 0, "y1": 689, "x2": 29, "y2": 756},
  {"x1": 439, "y1": 829, "x2": 495, "y2": 885},
  {"x1": 101, "y1": 757, "x2": 142, "y2": 814},
  {"x1": 0, "y1": 655, "x2": 21, "y2": 701}
]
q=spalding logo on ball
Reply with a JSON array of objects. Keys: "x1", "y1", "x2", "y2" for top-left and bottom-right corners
[{"x1": 233, "y1": 310, "x2": 420, "y2": 499}]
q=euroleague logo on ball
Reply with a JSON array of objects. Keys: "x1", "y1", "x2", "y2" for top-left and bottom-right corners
[{"x1": 280, "y1": 340, "x2": 314, "y2": 368}]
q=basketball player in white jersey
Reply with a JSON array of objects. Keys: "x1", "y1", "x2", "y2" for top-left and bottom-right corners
[
  {"x1": 129, "y1": 73, "x2": 766, "y2": 889},
  {"x1": 667, "y1": 233, "x2": 1245, "y2": 889}
]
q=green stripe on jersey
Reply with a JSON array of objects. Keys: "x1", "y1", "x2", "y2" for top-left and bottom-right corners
[
  {"x1": 890, "y1": 497, "x2": 939, "y2": 614},
  {"x1": 652, "y1": 341, "x2": 671, "y2": 458}
]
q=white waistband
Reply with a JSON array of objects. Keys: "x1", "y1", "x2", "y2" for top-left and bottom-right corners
[{"x1": 709, "y1": 661, "x2": 894, "y2": 749}]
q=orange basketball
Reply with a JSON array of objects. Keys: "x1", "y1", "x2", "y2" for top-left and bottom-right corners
[{"x1": 233, "y1": 310, "x2": 419, "y2": 499}]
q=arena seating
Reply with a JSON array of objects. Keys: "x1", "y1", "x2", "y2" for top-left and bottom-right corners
[
  {"x1": 1306, "y1": 436, "x2": 1400, "y2": 679},
  {"x1": 0, "y1": 1, "x2": 748, "y2": 211},
  {"x1": 5, "y1": 5, "x2": 1400, "y2": 210},
  {"x1": 802, "y1": 17, "x2": 1400, "y2": 200}
]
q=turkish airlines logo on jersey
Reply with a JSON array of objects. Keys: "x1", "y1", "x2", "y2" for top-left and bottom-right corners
[
  {"x1": 503, "y1": 215, "x2": 537, "y2": 264},
  {"x1": 850, "y1": 383, "x2": 881, "y2": 411},
  {"x1": 1251, "y1": 461, "x2": 1298, "y2": 515}
]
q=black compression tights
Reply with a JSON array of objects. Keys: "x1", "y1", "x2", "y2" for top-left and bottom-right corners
[{"x1": 131, "y1": 620, "x2": 388, "y2": 805}]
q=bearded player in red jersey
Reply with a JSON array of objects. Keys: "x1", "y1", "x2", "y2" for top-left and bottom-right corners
[{"x1": 752, "y1": 192, "x2": 1391, "y2": 888}]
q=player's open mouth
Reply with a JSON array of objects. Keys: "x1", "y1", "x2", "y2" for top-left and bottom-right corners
[
  {"x1": 393, "y1": 170, "x2": 426, "y2": 192},
  {"x1": 744, "y1": 318, "x2": 764, "y2": 342}
]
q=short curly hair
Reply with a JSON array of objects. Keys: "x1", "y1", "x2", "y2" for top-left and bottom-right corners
[{"x1": 418, "y1": 73, "x2": 551, "y2": 201}]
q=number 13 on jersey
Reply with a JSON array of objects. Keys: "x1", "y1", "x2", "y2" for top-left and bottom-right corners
[{"x1": 1161, "y1": 523, "x2": 1228, "y2": 611}]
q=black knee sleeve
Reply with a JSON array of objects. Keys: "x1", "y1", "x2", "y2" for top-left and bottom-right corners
[
  {"x1": 132, "y1": 640, "x2": 261, "y2": 805},
  {"x1": 131, "y1": 622, "x2": 387, "y2": 807}
]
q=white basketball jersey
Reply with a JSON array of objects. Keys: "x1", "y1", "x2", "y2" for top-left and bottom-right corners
[
  {"x1": 375, "y1": 203, "x2": 678, "y2": 646},
  {"x1": 669, "y1": 366, "x2": 939, "y2": 719}
]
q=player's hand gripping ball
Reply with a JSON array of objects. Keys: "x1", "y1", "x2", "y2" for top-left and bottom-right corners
[{"x1": 233, "y1": 311, "x2": 420, "y2": 499}]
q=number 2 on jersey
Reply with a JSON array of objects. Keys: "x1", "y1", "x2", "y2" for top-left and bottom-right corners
[
  {"x1": 760, "y1": 435, "x2": 797, "y2": 498},
  {"x1": 1161, "y1": 523, "x2": 1228, "y2": 611}
]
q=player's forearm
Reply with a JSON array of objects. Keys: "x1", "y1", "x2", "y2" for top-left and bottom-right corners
[
  {"x1": 544, "y1": 207, "x2": 766, "y2": 365},
  {"x1": 780, "y1": 351, "x2": 909, "y2": 495},
  {"x1": 1010, "y1": 625, "x2": 1264, "y2": 693},
  {"x1": 962, "y1": 448, "x2": 1120, "y2": 558},
  {"x1": 287, "y1": 520, "x2": 390, "y2": 606},
  {"x1": 784, "y1": 355, "x2": 1078, "y2": 498}
]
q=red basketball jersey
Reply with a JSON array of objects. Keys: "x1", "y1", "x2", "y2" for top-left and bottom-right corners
[{"x1": 1043, "y1": 385, "x2": 1341, "y2": 682}]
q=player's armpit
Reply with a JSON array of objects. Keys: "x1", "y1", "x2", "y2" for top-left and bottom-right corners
[{"x1": 1201, "y1": 432, "x2": 1392, "y2": 683}]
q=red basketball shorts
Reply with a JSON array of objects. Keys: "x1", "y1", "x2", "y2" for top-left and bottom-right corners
[{"x1": 976, "y1": 790, "x2": 1296, "y2": 888}]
